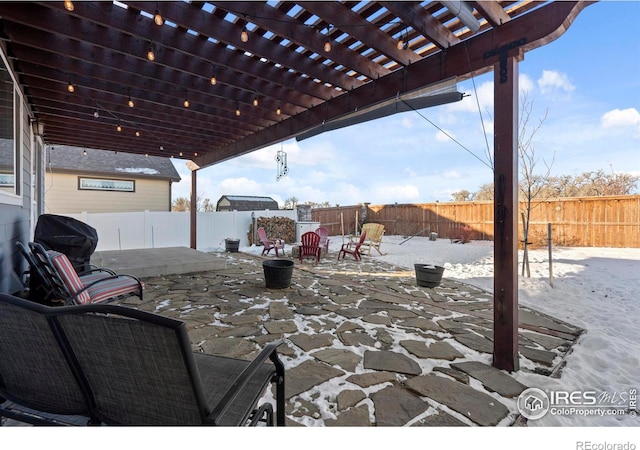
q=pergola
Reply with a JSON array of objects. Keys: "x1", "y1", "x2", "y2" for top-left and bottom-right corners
[{"x1": 0, "y1": 1, "x2": 594, "y2": 371}]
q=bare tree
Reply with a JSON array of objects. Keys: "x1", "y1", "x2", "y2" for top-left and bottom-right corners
[
  {"x1": 518, "y1": 90, "x2": 553, "y2": 277},
  {"x1": 283, "y1": 196, "x2": 299, "y2": 209},
  {"x1": 450, "y1": 190, "x2": 474, "y2": 202},
  {"x1": 171, "y1": 196, "x2": 215, "y2": 212}
]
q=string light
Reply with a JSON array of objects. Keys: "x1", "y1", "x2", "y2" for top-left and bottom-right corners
[
  {"x1": 235, "y1": 102, "x2": 241, "y2": 116},
  {"x1": 128, "y1": 96, "x2": 134, "y2": 108},
  {"x1": 64, "y1": 0, "x2": 74, "y2": 12},
  {"x1": 210, "y1": 73, "x2": 217, "y2": 85},
  {"x1": 240, "y1": 26, "x2": 249, "y2": 43},
  {"x1": 253, "y1": 96, "x2": 259, "y2": 107},
  {"x1": 147, "y1": 43, "x2": 155, "y2": 61},
  {"x1": 276, "y1": 106, "x2": 281, "y2": 116},
  {"x1": 135, "y1": 130, "x2": 140, "y2": 137},
  {"x1": 82, "y1": 149, "x2": 87, "y2": 156},
  {"x1": 323, "y1": 25, "x2": 333, "y2": 52},
  {"x1": 67, "y1": 82, "x2": 75, "y2": 93},
  {"x1": 93, "y1": 109, "x2": 99, "y2": 118},
  {"x1": 116, "y1": 123, "x2": 122, "y2": 132},
  {"x1": 154, "y1": 9, "x2": 164, "y2": 26},
  {"x1": 183, "y1": 98, "x2": 190, "y2": 108}
]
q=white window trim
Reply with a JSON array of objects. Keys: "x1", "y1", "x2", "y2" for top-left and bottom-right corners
[{"x1": 0, "y1": 46, "x2": 24, "y2": 206}]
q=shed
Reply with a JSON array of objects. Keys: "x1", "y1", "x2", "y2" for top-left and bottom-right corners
[{"x1": 216, "y1": 195, "x2": 279, "y2": 212}]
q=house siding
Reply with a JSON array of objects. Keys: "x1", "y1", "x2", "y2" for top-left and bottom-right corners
[
  {"x1": 45, "y1": 173, "x2": 172, "y2": 214},
  {"x1": 0, "y1": 98, "x2": 32, "y2": 294}
]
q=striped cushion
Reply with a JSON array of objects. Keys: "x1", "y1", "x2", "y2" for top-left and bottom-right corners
[
  {"x1": 79, "y1": 271, "x2": 114, "y2": 285},
  {"x1": 48, "y1": 251, "x2": 91, "y2": 305},
  {"x1": 85, "y1": 277, "x2": 143, "y2": 304}
]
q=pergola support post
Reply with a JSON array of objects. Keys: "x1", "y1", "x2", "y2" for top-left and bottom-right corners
[
  {"x1": 190, "y1": 168, "x2": 197, "y2": 250},
  {"x1": 492, "y1": 56, "x2": 519, "y2": 372}
]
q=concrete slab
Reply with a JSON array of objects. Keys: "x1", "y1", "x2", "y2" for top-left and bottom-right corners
[{"x1": 91, "y1": 247, "x2": 227, "y2": 278}]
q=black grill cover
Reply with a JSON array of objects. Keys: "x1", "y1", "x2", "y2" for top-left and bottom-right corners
[{"x1": 34, "y1": 214, "x2": 99, "y2": 272}]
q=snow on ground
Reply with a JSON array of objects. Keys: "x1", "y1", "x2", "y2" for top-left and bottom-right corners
[{"x1": 241, "y1": 235, "x2": 640, "y2": 427}]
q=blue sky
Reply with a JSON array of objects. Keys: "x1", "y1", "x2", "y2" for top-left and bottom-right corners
[{"x1": 171, "y1": 1, "x2": 640, "y2": 207}]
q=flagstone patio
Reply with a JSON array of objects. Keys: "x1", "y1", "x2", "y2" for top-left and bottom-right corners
[{"x1": 118, "y1": 249, "x2": 582, "y2": 426}]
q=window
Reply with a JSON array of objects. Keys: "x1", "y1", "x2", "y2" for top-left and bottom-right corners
[
  {"x1": 0, "y1": 47, "x2": 22, "y2": 204},
  {"x1": 78, "y1": 177, "x2": 135, "y2": 192},
  {"x1": 0, "y1": 54, "x2": 15, "y2": 196}
]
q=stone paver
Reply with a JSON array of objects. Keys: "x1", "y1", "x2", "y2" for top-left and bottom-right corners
[
  {"x1": 363, "y1": 350, "x2": 422, "y2": 375},
  {"x1": 405, "y1": 374, "x2": 509, "y2": 426},
  {"x1": 451, "y1": 361, "x2": 528, "y2": 398},
  {"x1": 132, "y1": 250, "x2": 583, "y2": 427},
  {"x1": 371, "y1": 385, "x2": 431, "y2": 426}
]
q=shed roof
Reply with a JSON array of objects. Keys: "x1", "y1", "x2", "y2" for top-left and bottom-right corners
[
  {"x1": 46, "y1": 145, "x2": 181, "y2": 182},
  {"x1": 216, "y1": 195, "x2": 279, "y2": 211}
]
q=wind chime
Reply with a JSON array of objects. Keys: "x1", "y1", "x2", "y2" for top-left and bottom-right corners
[{"x1": 276, "y1": 144, "x2": 288, "y2": 181}]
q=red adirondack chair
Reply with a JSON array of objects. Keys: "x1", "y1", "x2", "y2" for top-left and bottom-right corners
[
  {"x1": 299, "y1": 231, "x2": 322, "y2": 264},
  {"x1": 338, "y1": 231, "x2": 366, "y2": 261},
  {"x1": 257, "y1": 227, "x2": 285, "y2": 257}
]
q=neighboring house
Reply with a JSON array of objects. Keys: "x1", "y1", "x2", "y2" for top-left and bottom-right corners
[
  {"x1": 44, "y1": 145, "x2": 181, "y2": 214},
  {"x1": 216, "y1": 195, "x2": 279, "y2": 212}
]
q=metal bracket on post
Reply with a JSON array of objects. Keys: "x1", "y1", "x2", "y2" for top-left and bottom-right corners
[{"x1": 483, "y1": 38, "x2": 527, "y2": 84}]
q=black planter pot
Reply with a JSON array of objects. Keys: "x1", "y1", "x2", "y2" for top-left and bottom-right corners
[
  {"x1": 263, "y1": 259, "x2": 294, "y2": 289},
  {"x1": 414, "y1": 264, "x2": 445, "y2": 288},
  {"x1": 225, "y1": 239, "x2": 240, "y2": 252}
]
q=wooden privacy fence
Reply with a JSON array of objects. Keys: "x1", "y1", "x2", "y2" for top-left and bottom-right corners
[{"x1": 311, "y1": 195, "x2": 640, "y2": 248}]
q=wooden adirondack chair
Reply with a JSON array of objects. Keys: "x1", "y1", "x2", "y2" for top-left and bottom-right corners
[
  {"x1": 351, "y1": 223, "x2": 385, "y2": 255},
  {"x1": 299, "y1": 231, "x2": 322, "y2": 264}
]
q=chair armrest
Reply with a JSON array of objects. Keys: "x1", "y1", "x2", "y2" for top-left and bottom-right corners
[
  {"x1": 207, "y1": 340, "x2": 284, "y2": 425},
  {"x1": 78, "y1": 265, "x2": 117, "y2": 276}
]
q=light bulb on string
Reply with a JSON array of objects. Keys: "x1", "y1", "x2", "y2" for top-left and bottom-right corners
[{"x1": 154, "y1": 10, "x2": 164, "y2": 26}]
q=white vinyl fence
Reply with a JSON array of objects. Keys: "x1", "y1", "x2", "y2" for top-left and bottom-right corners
[{"x1": 63, "y1": 210, "x2": 296, "y2": 252}]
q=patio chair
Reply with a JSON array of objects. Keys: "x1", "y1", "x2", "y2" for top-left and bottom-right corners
[
  {"x1": 0, "y1": 292, "x2": 285, "y2": 426},
  {"x1": 16, "y1": 241, "x2": 116, "y2": 305},
  {"x1": 350, "y1": 223, "x2": 385, "y2": 255},
  {"x1": 338, "y1": 231, "x2": 367, "y2": 261},
  {"x1": 29, "y1": 242, "x2": 143, "y2": 305},
  {"x1": 0, "y1": 292, "x2": 98, "y2": 425},
  {"x1": 257, "y1": 226, "x2": 285, "y2": 257},
  {"x1": 299, "y1": 231, "x2": 322, "y2": 264},
  {"x1": 315, "y1": 227, "x2": 330, "y2": 254}
]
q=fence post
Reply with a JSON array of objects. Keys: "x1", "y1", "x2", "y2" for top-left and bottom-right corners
[{"x1": 548, "y1": 223, "x2": 554, "y2": 288}]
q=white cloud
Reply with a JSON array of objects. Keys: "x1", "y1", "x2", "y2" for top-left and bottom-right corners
[
  {"x1": 519, "y1": 74, "x2": 535, "y2": 94},
  {"x1": 219, "y1": 177, "x2": 262, "y2": 193},
  {"x1": 537, "y1": 70, "x2": 575, "y2": 96},
  {"x1": 601, "y1": 108, "x2": 640, "y2": 128}
]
